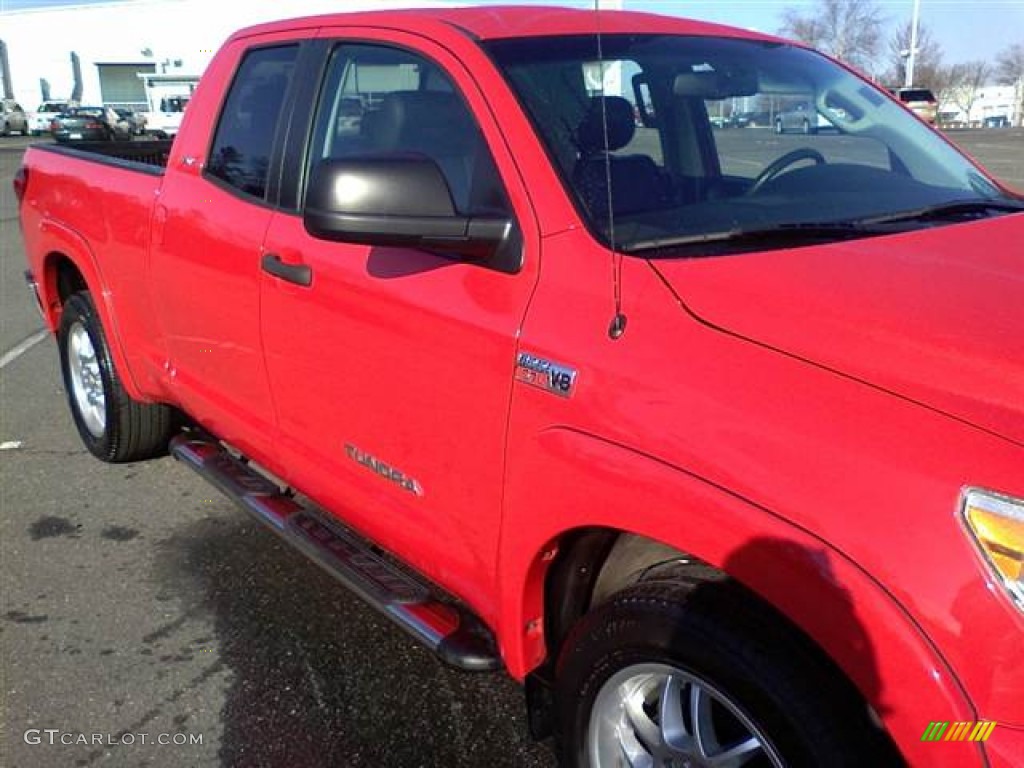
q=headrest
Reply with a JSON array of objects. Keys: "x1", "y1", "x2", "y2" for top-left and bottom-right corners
[
  {"x1": 576, "y1": 96, "x2": 636, "y2": 153},
  {"x1": 371, "y1": 91, "x2": 474, "y2": 154}
]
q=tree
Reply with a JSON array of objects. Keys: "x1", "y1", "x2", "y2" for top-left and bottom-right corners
[
  {"x1": 885, "y1": 21, "x2": 944, "y2": 89},
  {"x1": 945, "y1": 60, "x2": 991, "y2": 125},
  {"x1": 780, "y1": 0, "x2": 885, "y2": 72},
  {"x1": 994, "y1": 43, "x2": 1024, "y2": 126},
  {"x1": 995, "y1": 43, "x2": 1024, "y2": 84}
]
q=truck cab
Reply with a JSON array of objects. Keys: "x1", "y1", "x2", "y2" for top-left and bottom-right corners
[{"x1": 138, "y1": 72, "x2": 198, "y2": 137}]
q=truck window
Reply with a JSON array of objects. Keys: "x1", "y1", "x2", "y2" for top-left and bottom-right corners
[
  {"x1": 206, "y1": 45, "x2": 299, "y2": 200},
  {"x1": 306, "y1": 44, "x2": 509, "y2": 217}
]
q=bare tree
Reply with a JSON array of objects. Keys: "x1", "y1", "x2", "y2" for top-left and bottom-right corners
[
  {"x1": 780, "y1": 0, "x2": 885, "y2": 72},
  {"x1": 885, "y1": 21, "x2": 944, "y2": 89},
  {"x1": 995, "y1": 43, "x2": 1024, "y2": 84},
  {"x1": 945, "y1": 60, "x2": 991, "y2": 125},
  {"x1": 995, "y1": 43, "x2": 1024, "y2": 126}
]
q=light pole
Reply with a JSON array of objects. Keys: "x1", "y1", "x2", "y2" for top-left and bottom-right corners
[{"x1": 904, "y1": 0, "x2": 921, "y2": 87}]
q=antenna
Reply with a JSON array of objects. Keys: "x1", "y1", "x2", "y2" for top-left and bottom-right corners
[{"x1": 594, "y1": 0, "x2": 628, "y2": 340}]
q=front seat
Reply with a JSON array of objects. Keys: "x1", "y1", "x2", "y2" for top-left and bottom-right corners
[{"x1": 573, "y1": 95, "x2": 668, "y2": 220}]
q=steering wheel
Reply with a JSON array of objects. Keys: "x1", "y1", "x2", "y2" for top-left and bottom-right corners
[{"x1": 748, "y1": 148, "x2": 827, "y2": 195}]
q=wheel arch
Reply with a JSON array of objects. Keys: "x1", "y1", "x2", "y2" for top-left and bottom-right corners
[
  {"x1": 498, "y1": 427, "x2": 980, "y2": 766},
  {"x1": 37, "y1": 227, "x2": 145, "y2": 401}
]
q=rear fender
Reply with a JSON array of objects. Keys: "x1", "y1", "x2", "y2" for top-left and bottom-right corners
[{"x1": 37, "y1": 220, "x2": 145, "y2": 401}]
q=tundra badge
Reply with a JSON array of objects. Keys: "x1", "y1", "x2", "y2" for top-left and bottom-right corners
[
  {"x1": 345, "y1": 444, "x2": 424, "y2": 496},
  {"x1": 515, "y1": 352, "x2": 577, "y2": 398}
]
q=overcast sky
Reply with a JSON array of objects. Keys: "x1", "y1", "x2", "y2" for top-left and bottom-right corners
[{"x1": 1, "y1": 0, "x2": 1021, "y2": 66}]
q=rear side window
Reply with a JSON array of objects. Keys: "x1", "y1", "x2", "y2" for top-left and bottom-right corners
[{"x1": 207, "y1": 45, "x2": 299, "y2": 199}]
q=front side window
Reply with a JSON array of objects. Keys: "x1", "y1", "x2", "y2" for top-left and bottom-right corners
[
  {"x1": 207, "y1": 45, "x2": 299, "y2": 199},
  {"x1": 486, "y1": 35, "x2": 1020, "y2": 256},
  {"x1": 307, "y1": 44, "x2": 509, "y2": 217}
]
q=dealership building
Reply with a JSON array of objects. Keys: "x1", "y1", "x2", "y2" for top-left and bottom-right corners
[{"x1": 0, "y1": 0, "x2": 538, "y2": 110}]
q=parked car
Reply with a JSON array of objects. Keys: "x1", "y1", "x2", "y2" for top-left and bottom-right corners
[
  {"x1": 983, "y1": 115, "x2": 1011, "y2": 128},
  {"x1": 15, "y1": 7, "x2": 1024, "y2": 768},
  {"x1": 28, "y1": 102, "x2": 70, "y2": 136},
  {"x1": 1, "y1": 99, "x2": 29, "y2": 136},
  {"x1": 774, "y1": 101, "x2": 832, "y2": 134},
  {"x1": 892, "y1": 87, "x2": 938, "y2": 125},
  {"x1": 50, "y1": 106, "x2": 130, "y2": 142},
  {"x1": 113, "y1": 108, "x2": 147, "y2": 136},
  {"x1": 729, "y1": 110, "x2": 771, "y2": 128}
]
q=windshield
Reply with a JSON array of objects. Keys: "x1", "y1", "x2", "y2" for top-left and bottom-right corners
[
  {"x1": 485, "y1": 34, "x2": 1018, "y2": 254},
  {"x1": 160, "y1": 96, "x2": 190, "y2": 113}
]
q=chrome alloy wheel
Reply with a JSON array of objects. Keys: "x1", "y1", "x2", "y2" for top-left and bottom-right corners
[
  {"x1": 588, "y1": 663, "x2": 785, "y2": 768},
  {"x1": 67, "y1": 321, "x2": 106, "y2": 437}
]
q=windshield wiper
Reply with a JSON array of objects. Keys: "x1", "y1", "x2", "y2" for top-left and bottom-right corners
[
  {"x1": 622, "y1": 199, "x2": 1024, "y2": 255},
  {"x1": 856, "y1": 198, "x2": 1024, "y2": 227},
  {"x1": 623, "y1": 221, "x2": 879, "y2": 255}
]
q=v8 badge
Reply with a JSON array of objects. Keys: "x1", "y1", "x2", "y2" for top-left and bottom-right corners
[{"x1": 515, "y1": 351, "x2": 577, "y2": 398}]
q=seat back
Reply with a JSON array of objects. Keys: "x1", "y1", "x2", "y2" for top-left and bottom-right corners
[
  {"x1": 573, "y1": 95, "x2": 667, "y2": 218},
  {"x1": 364, "y1": 91, "x2": 479, "y2": 212}
]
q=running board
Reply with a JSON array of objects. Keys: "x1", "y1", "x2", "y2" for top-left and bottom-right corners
[{"x1": 169, "y1": 434, "x2": 501, "y2": 672}]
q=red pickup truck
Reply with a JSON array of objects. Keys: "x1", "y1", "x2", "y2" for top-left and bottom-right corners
[{"x1": 15, "y1": 7, "x2": 1024, "y2": 767}]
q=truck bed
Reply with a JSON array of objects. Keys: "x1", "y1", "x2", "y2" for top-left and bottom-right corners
[{"x1": 40, "y1": 139, "x2": 174, "y2": 172}]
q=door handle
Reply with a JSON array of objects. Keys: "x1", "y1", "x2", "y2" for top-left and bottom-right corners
[{"x1": 261, "y1": 253, "x2": 312, "y2": 287}]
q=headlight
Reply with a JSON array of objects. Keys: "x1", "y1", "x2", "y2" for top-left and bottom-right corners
[{"x1": 961, "y1": 487, "x2": 1024, "y2": 610}]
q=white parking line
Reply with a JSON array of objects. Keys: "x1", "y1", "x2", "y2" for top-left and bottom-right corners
[{"x1": 0, "y1": 329, "x2": 49, "y2": 370}]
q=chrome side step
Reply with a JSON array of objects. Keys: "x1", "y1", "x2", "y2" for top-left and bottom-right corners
[{"x1": 170, "y1": 434, "x2": 501, "y2": 672}]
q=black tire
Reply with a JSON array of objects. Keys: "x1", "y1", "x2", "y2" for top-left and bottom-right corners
[
  {"x1": 554, "y1": 578, "x2": 902, "y2": 768},
  {"x1": 58, "y1": 291, "x2": 175, "y2": 462}
]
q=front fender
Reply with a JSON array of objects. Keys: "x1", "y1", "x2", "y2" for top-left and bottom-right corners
[{"x1": 497, "y1": 427, "x2": 984, "y2": 768}]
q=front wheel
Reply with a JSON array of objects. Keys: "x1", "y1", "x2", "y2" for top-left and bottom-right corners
[
  {"x1": 58, "y1": 291, "x2": 175, "y2": 462},
  {"x1": 555, "y1": 580, "x2": 902, "y2": 768}
]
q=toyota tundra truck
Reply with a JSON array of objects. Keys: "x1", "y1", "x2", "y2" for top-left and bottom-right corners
[{"x1": 15, "y1": 7, "x2": 1024, "y2": 767}]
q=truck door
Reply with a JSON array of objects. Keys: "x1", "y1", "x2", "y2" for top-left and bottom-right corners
[
  {"x1": 150, "y1": 37, "x2": 300, "y2": 462},
  {"x1": 258, "y1": 36, "x2": 539, "y2": 612}
]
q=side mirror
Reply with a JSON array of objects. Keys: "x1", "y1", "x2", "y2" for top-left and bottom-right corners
[{"x1": 304, "y1": 156, "x2": 515, "y2": 263}]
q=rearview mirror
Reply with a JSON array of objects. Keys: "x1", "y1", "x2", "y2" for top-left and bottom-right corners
[
  {"x1": 304, "y1": 156, "x2": 517, "y2": 266},
  {"x1": 674, "y1": 68, "x2": 758, "y2": 99}
]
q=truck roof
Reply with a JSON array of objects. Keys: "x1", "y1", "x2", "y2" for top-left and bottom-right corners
[{"x1": 228, "y1": 5, "x2": 779, "y2": 45}]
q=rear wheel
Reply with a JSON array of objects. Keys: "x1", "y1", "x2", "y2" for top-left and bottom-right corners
[
  {"x1": 58, "y1": 291, "x2": 175, "y2": 462},
  {"x1": 555, "y1": 579, "x2": 902, "y2": 768}
]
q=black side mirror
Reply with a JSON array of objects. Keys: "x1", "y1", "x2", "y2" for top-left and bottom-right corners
[{"x1": 304, "y1": 156, "x2": 517, "y2": 265}]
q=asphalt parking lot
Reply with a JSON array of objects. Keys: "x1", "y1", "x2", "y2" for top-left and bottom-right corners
[{"x1": 1, "y1": 127, "x2": 1021, "y2": 767}]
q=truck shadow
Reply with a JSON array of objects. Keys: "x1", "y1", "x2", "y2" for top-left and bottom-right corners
[{"x1": 155, "y1": 513, "x2": 554, "y2": 768}]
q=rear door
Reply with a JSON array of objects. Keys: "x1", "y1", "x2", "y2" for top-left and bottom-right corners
[
  {"x1": 258, "y1": 31, "x2": 540, "y2": 609},
  {"x1": 150, "y1": 36, "x2": 301, "y2": 461}
]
